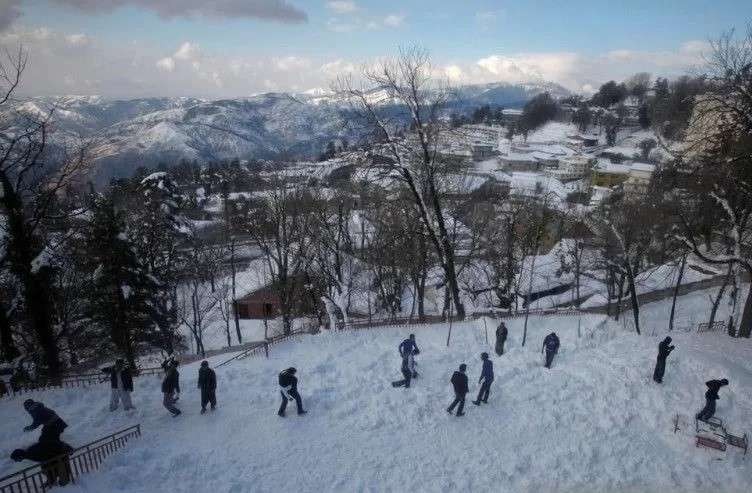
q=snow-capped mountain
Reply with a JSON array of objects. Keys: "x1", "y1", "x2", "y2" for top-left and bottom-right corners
[{"x1": 5, "y1": 81, "x2": 570, "y2": 184}]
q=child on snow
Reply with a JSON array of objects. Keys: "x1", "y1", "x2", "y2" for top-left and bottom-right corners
[
  {"x1": 198, "y1": 361, "x2": 217, "y2": 414},
  {"x1": 447, "y1": 364, "x2": 469, "y2": 417},
  {"x1": 162, "y1": 360, "x2": 181, "y2": 417}
]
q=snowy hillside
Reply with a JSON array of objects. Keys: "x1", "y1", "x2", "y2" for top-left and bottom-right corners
[
  {"x1": 3, "y1": 82, "x2": 564, "y2": 184},
  {"x1": 1, "y1": 291, "x2": 750, "y2": 493}
]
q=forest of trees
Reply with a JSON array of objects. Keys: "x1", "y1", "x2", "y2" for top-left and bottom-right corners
[{"x1": 1, "y1": 27, "x2": 752, "y2": 380}]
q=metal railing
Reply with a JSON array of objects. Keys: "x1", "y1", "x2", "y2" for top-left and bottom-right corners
[
  {"x1": 216, "y1": 330, "x2": 309, "y2": 368},
  {"x1": 1, "y1": 367, "x2": 163, "y2": 400},
  {"x1": 0, "y1": 424, "x2": 141, "y2": 493}
]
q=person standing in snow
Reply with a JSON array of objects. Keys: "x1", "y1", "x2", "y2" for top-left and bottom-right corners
[
  {"x1": 197, "y1": 361, "x2": 217, "y2": 414},
  {"x1": 652, "y1": 337, "x2": 675, "y2": 383},
  {"x1": 447, "y1": 364, "x2": 469, "y2": 417},
  {"x1": 542, "y1": 332, "x2": 560, "y2": 369},
  {"x1": 278, "y1": 367, "x2": 306, "y2": 417},
  {"x1": 495, "y1": 322, "x2": 508, "y2": 356},
  {"x1": 11, "y1": 439, "x2": 74, "y2": 487},
  {"x1": 101, "y1": 358, "x2": 135, "y2": 411},
  {"x1": 473, "y1": 353, "x2": 494, "y2": 405},
  {"x1": 696, "y1": 378, "x2": 729, "y2": 422},
  {"x1": 391, "y1": 354, "x2": 413, "y2": 388},
  {"x1": 161, "y1": 354, "x2": 177, "y2": 373},
  {"x1": 399, "y1": 334, "x2": 420, "y2": 377},
  {"x1": 22, "y1": 399, "x2": 67, "y2": 443},
  {"x1": 161, "y1": 360, "x2": 181, "y2": 417}
]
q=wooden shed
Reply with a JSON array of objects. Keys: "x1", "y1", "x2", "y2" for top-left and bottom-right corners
[{"x1": 234, "y1": 285, "x2": 280, "y2": 319}]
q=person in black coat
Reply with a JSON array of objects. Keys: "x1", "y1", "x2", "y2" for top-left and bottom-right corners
[
  {"x1": 278, "y1": 367, "x2": 306, "y2": 417},
  {"x1": 391, "y1": 354, "x2": 412, "y2": 388},
  {"x1": 101, "y1": 359, "x2": 135, "y2": 411},
  {"x1": 197, "y1": 361, "x2": 217, "y2": 414},
  {"x1": 696, "y1": 378, "x2": 729, "y2": 421},
  {"x1": 495, "y1": 322, "x2": 508, "y2": 356},
  {"x1": 11, "y1": 439, "x2": 74, "y2": 487},
  {"x1": 161, "y1": 361, "x2": 181, "y2": 417},
  {"x1": 23, "y1": 400, "x2": 67, "y2": 443},
  {"x1": 447, "y1": 364, "x2": 469, "y2": 417},
  {"x1": 652, "y1": 337, "x2": 675, "y2": 383},
  {"x1": 473, "y1": 353, "x2": 494, "y2": 405},
  {"x1": 542, "y1": 332, "x2": 560, "y2": 369}
]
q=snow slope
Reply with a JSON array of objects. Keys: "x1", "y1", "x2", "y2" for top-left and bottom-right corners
[{"x1": 1, "y1": 297, "x2": 750, "y2": 492}]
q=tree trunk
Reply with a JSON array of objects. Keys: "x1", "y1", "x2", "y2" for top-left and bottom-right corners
[
  {"x1": 625, "y1": 263, "x2": 641, "y2": 335},
  {"x1": 615, "y1": 273, "x2": 626, "y2": 321},
  {"x1": 0, "y1": 300, "x2": 20, "y2": 362},
  {"x1": 668, "y1": 254, "x2": 687, "y2": 332},
  {"x1": 739, "y1": 270, "x2": 752, "y2": 338},
  {"x1": 708, "y1": 265, "x2": 732, "y2": 328},
  {"x1": 230, "y1": 242, "x2": 242, "y2": 344}
]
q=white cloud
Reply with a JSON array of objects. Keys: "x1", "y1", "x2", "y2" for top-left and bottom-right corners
[
  {"x1": 0, "y1": 0, "x2": 22, "y2": 32},
  {"x1": 383, "y1": 14, "x2": 404, "y2": 28},
  {"x1": 325, "y1": 1, "x2": 357, "y2": 14},
  {"x1": 5, "y1": 26, "x2": 712, "y2": 98},
  {"x1": 174, "y1": 41, "x2": 199, "y2": 61},
  {"x1": 65, "y1": 33, "x2": 90, "y2": 47},
  {"x1": 156, "y1": 57, "x2": 175, "y2": 72},
  {"x1": 475, "y1": 10, "x2": 504, "y2": 29}
]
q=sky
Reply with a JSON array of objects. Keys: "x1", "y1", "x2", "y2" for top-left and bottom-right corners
[{"x1": 0, "y1": 0, "x2": 750, "y2": 98}]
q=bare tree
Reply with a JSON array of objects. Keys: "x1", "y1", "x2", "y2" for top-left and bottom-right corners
[{"x1": 337, "y1": 47, "x2": 466, "y2": 319}]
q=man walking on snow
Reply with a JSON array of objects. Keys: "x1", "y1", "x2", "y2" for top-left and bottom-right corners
[
  {"x1": 696, "y1": 378, "x2": 729, "y2": 422},
  {"x1": 11, "y1": 439, "x2": 74, "y2": 487},
  {"x1": 162, "y1": 360, "x2": 181, "y2": 417},
  {"x1": 495, "y1": 322, "x2": 508, "y2": 356},
  {"x1": 399, "y1": 334, "x2": 420, "y2": 377},
  {"x1": 278, "y1": 367, "x2": 307, "y2": 417},
  {"x1": 197, "y1": 361, "x2": 217, "y2": 414},
  {"x1": 542, "y1": 332, "x2": 560, "y2": 369},
  {"x1": 22, "y1": 400, "x2": 67, "y2": 443},
  {"x1": 101, "y1": 358, "x2": 135, "y2": 411},
  {"x1": 473, "y1": 353, "x2": 494, "y2": 405},
  {"x1": 447, "y1": 364, "x2": 469, "y2": 416},
  {"x1": 652, "y1": 337, "x2": 675, "y2": 383}
]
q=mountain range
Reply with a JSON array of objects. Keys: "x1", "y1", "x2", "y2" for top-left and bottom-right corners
[{"x1": 7, "y1": 81, "x2": 570, "y2": 184}]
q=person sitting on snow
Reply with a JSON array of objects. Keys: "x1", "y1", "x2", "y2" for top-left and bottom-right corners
[
  {"x1": 652, "y1": 337, "x2": 675, "y2": 384},
  {"x1": 101, "y1": 358, "x2": 135, "y2": 411},
  {"x1": 11, "y1": 439, "x2": 74, "y2": 487},
  {"x1": 399, "y1": 334, "x2": 420, "y2": 377},
  {"x1": 696, "y1": 378, "x2": 729, "y2": 422},
  {"x1": 23, "y1": 399, "x2": 67, "y2": 443},
  {"x1": 278, "y1": 367, "x2": 306, "y2": 417},
  {"x1": 542, "y1": 332, "x2": 560, "y2": 369}
]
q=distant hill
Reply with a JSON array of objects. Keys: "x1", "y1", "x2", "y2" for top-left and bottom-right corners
[{"x1": 4, "y1": 81, "x2": 570, "y2": 184}]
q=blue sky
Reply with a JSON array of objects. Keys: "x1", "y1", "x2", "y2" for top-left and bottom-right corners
[{"x1": 2, "y1": 0, "x2": 751, "y2": 97}]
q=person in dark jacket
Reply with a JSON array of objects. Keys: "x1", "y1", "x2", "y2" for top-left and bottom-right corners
[
  {"x1": 696, "y1": 378, "x2": 729, "y2": 421},
  {"x1": 391, "y1": 354, "x2": 413, "y2": 388},
  {"x1": 399, "y1": 334, "x2": 420, "y2": 377},
  {"x1": 11, "y1": 439, "x2": 74, "y2": 487},
  {"x1": 278, "y1": 367, "x2": 306, "y2": 417},
  {"x1": 161, "y1": 361, "x2": 181, "y2": 417},
  {"x1": 542, "y1": 332, "x2": 560, "y2": 369},
  {"x1": 473, "y1": 353, "x2": 494, "y2": 405},
  {"x1": 197, "y1": 361, "x2": 217, "y2": 414},
  {"x1": 447, "y1": 364, "x2": 469, "y2": 416},
  {"x1": 652, "y1": 337, "x2": 675, "y2": 383},
  {"x1": 101, "y1": 359, "x2": 135, "y2": 411},
  {"x1": 161, "y1": 354, "x2": 177, "y2": 373},
  {"x1": 495, "y1": 322, "x2": 508, "y2": 356},
  {"x1": 23, "y1": 400, "x2": 67, "y2": 443}
]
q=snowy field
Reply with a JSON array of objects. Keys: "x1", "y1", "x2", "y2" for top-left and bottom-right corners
[{"x1": 1, "y1": 294, "x2": 751, "y2": 492}]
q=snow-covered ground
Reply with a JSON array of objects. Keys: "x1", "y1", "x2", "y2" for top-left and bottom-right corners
[{"x1": 1, "y1": 292, "x2": 751, "y2": 492}]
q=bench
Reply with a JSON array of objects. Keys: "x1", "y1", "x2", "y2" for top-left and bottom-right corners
[
  {"x1": 725, "y1": 432, "x2": 748, "y2": 456},
  {"x1": 697, "y1": 321, "x2": 726, "y2": 333},
  {"x1": 696, "y1": 435, "x2": 727, "y2": 452},
  {"x1": 696, "y1": 416, "x2": 726, "y2": 434}
]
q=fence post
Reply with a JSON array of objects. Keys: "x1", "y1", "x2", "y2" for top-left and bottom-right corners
[{"x1": 264, "y1": 342, "x2": 269, "y2": 359}]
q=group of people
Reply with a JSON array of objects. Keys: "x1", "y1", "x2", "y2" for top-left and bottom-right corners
[
  {"x1": 651, "y1": 336, "x2": 730, "y2": 422},
  {"x1": 7, "y1": 324, "x2": 735, "y2": 484}
]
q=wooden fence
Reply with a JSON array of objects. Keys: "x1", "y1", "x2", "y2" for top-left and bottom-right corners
[{"x1": 0, "y1": 425, "x2": 141, "y2": 493}]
